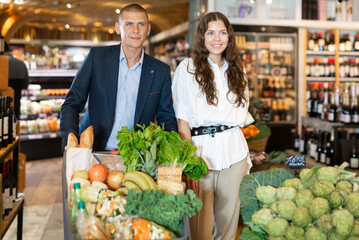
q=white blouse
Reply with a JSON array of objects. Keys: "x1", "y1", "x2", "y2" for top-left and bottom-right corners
[{"x1": 172, "y1": 58, "x2": 254, "y2": 170}]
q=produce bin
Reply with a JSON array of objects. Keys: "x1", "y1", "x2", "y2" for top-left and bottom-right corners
[{"x1": 62, "y1": 153, "x2": 190, "y2": 240}]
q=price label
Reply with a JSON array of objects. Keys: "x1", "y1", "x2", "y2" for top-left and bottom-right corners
[
  {"x1": 285, "y1": 155, "x2": 306, "y2": 170},
  {"x1": 28, "y1": 134, "x2": 43, "y2": 140},
  {"x1": 49, "y1": 133, "x2": 57, "y2": 138}
]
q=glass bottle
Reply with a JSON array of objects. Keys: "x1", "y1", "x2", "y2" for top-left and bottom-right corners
[
  {"x1": 315, "y1": 132, "x2": 323, "y2": 162},
  {"x1": 71, "y1": 183, "x2": 84, "y2": 235},
  {"x1": 320, "y1": 132, "x2": 328, "y2": 164},
  {"x1": 0, "y1": 97, "x2": 4, "y2": 148},
  {"x1": 341, "y1": 83, "x2": 351, "y2": 124},
  {"x1": 326, "y1": 129, "x2": 335, "y2": 166},
  {"x1": 0, "y1": 30, "x2": 4, "y2": 55},
  {"x1": 6, "y1": 97, "x2": 13, "y2": 144},
  {"x1": 2, "y1": 97, "x2": 9, "y2": 148},
  {"x1": 2, "y1": 162, "x2": 10, "y2": 217},
  {"x1": 293, "y1": 127, "x2": 300, "y2": 152},
  {"x1": 349, "y1": 138, "x2": 359, "y2": 169},
  {"x1": 8, "y1": 159, "x2": 17, "y2": 204}
]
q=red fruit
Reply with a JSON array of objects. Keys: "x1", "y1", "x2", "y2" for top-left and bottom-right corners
[
  {"x1": 88, "y1": 164, "x2": 108, "y2": 183},
  {"x1": 110, "y1": 150, "x2": 118, "y2": 155},
  {"x1": 107, "y1": 170, "x2": 124, "y2": 190}
]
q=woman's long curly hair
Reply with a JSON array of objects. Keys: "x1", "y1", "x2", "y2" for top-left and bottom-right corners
[{"x1": 191, "y1": 12, "x2": 247, "y2": 107}]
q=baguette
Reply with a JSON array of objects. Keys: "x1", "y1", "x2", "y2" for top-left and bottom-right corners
[
  {"x1": 80, "y1": 126, "x2": 94, "y2": 149},
  {"x1": 67, "y1": 132, "x2": 79, "y2": 148}
]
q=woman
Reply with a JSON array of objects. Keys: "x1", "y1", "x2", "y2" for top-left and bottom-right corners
[{"x1": 172, "y1": 12, "x2": 254, "y2": 240}]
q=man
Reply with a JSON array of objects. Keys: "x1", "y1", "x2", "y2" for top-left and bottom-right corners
[
  {"x1": 60, "y1": 4, "x2": 177, "y2": 151},
  {"x1": 5, "y1": 42, "x2": 29, "y2": 119}
]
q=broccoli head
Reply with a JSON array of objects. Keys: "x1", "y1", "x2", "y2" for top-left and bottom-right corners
[
  {"x1": 292, "y1": 206, "x2": 313, "y2": 228},
  {"x1": 285, "y1": 225, "x2": 305, "y2": 240},
  {"x1": 317, "y1": 214, "x2": 333, "y2": 233},
  {"x1": 266, "y1": 217, "x2": 289, "y2": 237},
  {"x1": 312, "y1": 179, "x2": 335, "y2": 199},
  {"x1": 345, "y1": 193, "x2": 359, "y2": 217},
  {"x1": 255, "y1": 185, "x2": 277, "y2": 205},
  {"x1": 295, "y1": 188, "x2": 315, "y2": 207},
  {"x1": 305, "y1": 226, "x2": 327, "y2": 240},
  {"x1": 276, "y1": 187, "x2": 297, "y2": 201},
  {"x1": 332, "y1": 208, "x2": 355, "y2": 237},
  {"x1": 309, "y1": 197, "x2": 330, "y2": 219}
]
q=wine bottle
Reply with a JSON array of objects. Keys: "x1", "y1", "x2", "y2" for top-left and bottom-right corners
[
  {"x1": 328, "y1": 33, "x2": 336, "y2": 52},
  {"x1": 2, "y1": 97, "x2": 9, "y2": 148},
  {"x1": 0, "y1": 30, "x2": 4, "y2": 55},
  {"x1": 318, "y1": 32, "x2": 325, "y2": 51},
  {"x1": 341, "y1": 83, "x2": 351, "y2": 123},
  {"x1": 320, "y1": 132, "x2": 328, "y2": 164},
  {"x1": 354, "y1": 33, "x2": 359, "y2": 51},
  {"x1": 6, "y1": 97, "x2": 13, "y2": 144},
  {"x1": 0, "y1": 97, "x2": 3, "y2": 149},
  {"x1": 308, "y1": 32, "x2": 315, "y2": 51},
  {"x1": 315, "y1": 132, "x2": 323, "y2": 162},
  {"x1": 293, "y1": 127, "x2": 300, "y2": 152},
  {"x1": 321, "y1": 82, "x2": 330, "y2": 121},
  {"x1": 326, "y1": 129, "x2": 335, "y2": 166},
  {"x1": 8, "y1": 159, "x2": 17, "y2": 203},
  {"x1": 352, "y1": 85, "x2": 359, "y2": 123},
  {"x1": 2, "y1": 162, "x2": 10, "y2": 217},
  {"x1": 349, "y1": 137, "x2": 359, "y2": 169}
]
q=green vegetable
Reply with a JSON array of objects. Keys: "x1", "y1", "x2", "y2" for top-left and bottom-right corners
[
  {"x1": 275, "y1": 187, "x2": 297, "y2": 201},
  {"x1": 317, "y1": 214, "x2": 333, "y2": 233},
  {"x1": 255, "y1": 186, "x2": 277, "y2": 205},
  {"x1": 295, "y1": 188, "x2": 315, "y2": 207},
  {"x1": 251, "y1": 208, "x2": 275, "y2": 229},
  {"x1": 305, "y1": 226, "x2": 327, "y2": 240},
  {"x1": 345, "y1": 193, "x2": 359, "y2": 217},
  {"x1": 292, "y1": 206, "x2": 312, "y2": 228},
  {"x1": 285, "y1": 225, "x2": 305, "y2": 240},
  {"x1": 268, "y1": 151, "x2": 287, "y2": 165},
  {"x1": 239, "y1": 227, "x2": 267, "y2": 240},
  {"x1": 239, "y1": 168, "x2": 294, "y2": 224},
  {"x1": 309, "y1": 197, "x2": 330, "y2": 219},
  {"x1": 272, "y1": 199, "x2": 296, "y2": 220},
  {"x1": 336, "y1": 180, "x2": 353, "y2": 194},
  {"x1": 328, "y1": 190, "x2": 345, "y2": 209},
  {"x1": 350, "y1": 219, "x2": 359, "y2": 236},
  {"x1": 312, "y1": 180, "x2": 335, "y2": 199},
  {"x1": 282, "y1": 178, "x2": 304, "y2": 190},
  {"x1": 117, "y1": 123, "x2": 208, "y2": 180},
  {"x1": 124, "y1": 189, "x2": 202, "y2": 235},
  {"x1": 266, "y1": 217, "x2": 288, "y2": 236},
  {"x1": 332, "y1": 209, "x2": 355, "y2": 237}
]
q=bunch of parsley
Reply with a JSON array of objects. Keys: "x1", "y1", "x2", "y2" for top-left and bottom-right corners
[{"x1": 124, "y1": 189, "x2": 202, "y2": 235}]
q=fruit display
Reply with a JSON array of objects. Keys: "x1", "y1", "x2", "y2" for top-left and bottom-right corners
[{"x1": 239, "y1": 163, "x2": 359, "y2": 240}]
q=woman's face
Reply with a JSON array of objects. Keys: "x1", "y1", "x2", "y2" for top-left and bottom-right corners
[{"x1": 204, "y1": 20, "x2": 228, "y2": 60}]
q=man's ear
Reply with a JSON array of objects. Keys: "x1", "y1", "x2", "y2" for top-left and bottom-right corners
[
  {"x1": 115, "y1": 22, "x2": 121, "y2": 35},
  {"x1": 147, "y1": 23, "x2": 151, "y2": 36}
]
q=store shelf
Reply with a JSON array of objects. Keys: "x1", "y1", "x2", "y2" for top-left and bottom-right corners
[
  {"x1": 339, "y1": 78, "x2": 359, "y2": 82},
  {"x1": 22, "y1": 95, "x2": 66, "y2": 101},
  {"x1": 306, "y1": 50, "x2": 336, "y2": 55},
  {"x1": 20, "y1": 132, "x2": 61, "y2": 141},
  {"x1": 0, "y1": 138, "x2": 19, "y2": 164},
  {"x1": 302, "y1": 116, "x2": 359, "y2": 133},
  {"x1": 29, "y1": 70, "x2": 77, "y2": 77},
  {"x1": 1, "y1": 196, "x2": 24, "y2": 239},
  {"x1": 19, "y1": 112, "x2": 60, "y2": 120},
  {"x1": 306, "y1": 77, "x2": 336, "y2": 82},
  {"x1": 338, "y1": 51, "x2": 359, "y2": 56}
]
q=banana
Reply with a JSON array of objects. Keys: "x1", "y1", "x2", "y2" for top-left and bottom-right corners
[
  {"x1": 136, "y1": 171, "x2": 158, "y2": 190},
  {"x1": 116, "y1": 187, "x2": 129, "y2": 196},
  {"x1": 123, "y1": 180, "x2": 141, "y2": 191},
  {"x1": 123, "y1": 172, "x2": 151, "y2": 191}
]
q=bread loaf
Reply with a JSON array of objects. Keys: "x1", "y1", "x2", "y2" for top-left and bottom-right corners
[
  {"x1": 80, "y1": 126, "x2": 94, "y2": 149},
  {"x1": 67, "y1": 132, "x2": 79, "y2": 148}
]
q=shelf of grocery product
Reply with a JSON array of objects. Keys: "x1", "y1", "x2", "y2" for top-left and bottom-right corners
[
  {"x1": 338, "y1": 51, "x2": 359, "y2": 56},
  {"x1": 29, "y1": 70, "x2": 77, "y2": 77},
  {"x1": 20, "y1": 131, "x2": 61, "y2": 141},
  {"x1": 19, "y1": 112, "x2": 59, "y2": 120},
  {"x1": 1, "y1": 196, "x2": 24, "y2": 240},
  {"x1": 306, "y1": 77, "x2": 336, "y2": 82},
  {"x1": 0, "y1": 138, "x2": 19, "y2": 164},
  {"x1": 301, "y1": 116, "x2": 359, "y2": 133},
  {"x1": 21, "y1": 95, "x2": 66, "y2": 101},
  {"x1": 306, "y1": 50, "x2": 335, "y2": 55},
  {"x1": 339, "y1": 78, "x2": 359, "y2": 82}
]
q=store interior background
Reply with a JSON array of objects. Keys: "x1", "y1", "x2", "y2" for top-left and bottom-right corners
[{"x1": 1, "y1": 0, "x2": 359, "y2": 239}]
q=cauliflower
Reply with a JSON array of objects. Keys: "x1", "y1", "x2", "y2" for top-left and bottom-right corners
[
  {"x1": 332, "y1": 208, "x2": 355, "y2": 237},
  {"x1": 295, "y1": 188, "x2": 315, "y2": 207},
  {"x1": 309, "y1": 197, "x2": 330, "y2": 219},
  {"x1": 305, "y1": 226, "x2": 327, "y2": 240},
  {"x1": 317, "y1": 214, "x2": 333, "y2": 233},
  {"x1": 317, "y1": 166, "x2": 341, "y2": 184},
  {"x1": 282, "y1": 178, "x2": 304, "y2": 190},
  {"x1": 350, "y1": 219, "x2": 359, "y2": 236},
  {"x1": 276, "y1": 187, "x2": 297, "y2": 200},
  {"x1": 272, "y1": 199, "x2": 297, "y2": 220},
  {"x1": 285, "y1": 225, "x2": 305, "y2": 240},
  {"x1": 300, "y1": 168, "x2": 318, "y2": 188},
  {"x1": 292, "y1": 206, "x2": 312, "y2": 228},
  {"x1": 266, "y1": 217, "x2": 289, "y2": 236},
  {"x1": 336, "y1": 180, "x2": 353, "y2": 194},
  {"x1": 328, "y1": 190, "x2": 345, "y2": 209},
  {"x1": 255, "y1": 185, "x2": 277, "y2": 205},
  {"x1": 312, "y1": 179, "x2": 335, "y2": 199},
  {"x1": 251, "y1": 208, "x2": 275, "y2": 229},
  {"x1": 345, "y1": 193, "x2": 359, "y2": 217}
]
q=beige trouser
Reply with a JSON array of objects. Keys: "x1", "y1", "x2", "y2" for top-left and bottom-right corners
[{"x1": 189, "y1": 158, "x2": 249, "y2": 240}]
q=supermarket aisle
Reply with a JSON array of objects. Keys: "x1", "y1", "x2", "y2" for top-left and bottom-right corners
[{"x1": 3, "y1": 157, "x2": 64, "y2": 240}]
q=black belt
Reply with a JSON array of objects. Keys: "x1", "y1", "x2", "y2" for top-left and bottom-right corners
[{"x1": 191, "y1": 125, "x2": 234, "y2": 137}]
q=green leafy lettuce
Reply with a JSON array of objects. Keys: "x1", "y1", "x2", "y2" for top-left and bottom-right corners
[
  {"x1": 116, "y1": 123, "x2": 208, "y2": 180},
  {"x1": 239, "y1": 168, "x2": 294, "y2": 224}
]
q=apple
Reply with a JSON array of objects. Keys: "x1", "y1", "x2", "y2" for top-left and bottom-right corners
[
  {"x1": 107, "y1": 170, "x2": 124, "y2": 190},
  {"x1": 71, "y1": 170, "x2": 89, "y2": 180},
  {"x1": 88, "y1": 164, "x2": 108, "y2": 183},
  {"x1": 110, "y1": 150, "x2": 118, "y2": 155}
]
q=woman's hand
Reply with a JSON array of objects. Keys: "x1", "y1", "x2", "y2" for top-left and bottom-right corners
[{"x1": 183, "y1": 175, "x2": 198, "y2": 191}]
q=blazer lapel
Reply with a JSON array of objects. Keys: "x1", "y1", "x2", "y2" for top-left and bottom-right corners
[
  {"x1": 105, "y1": 44, "x2": 121, "y2": 118},
  {"x1": 134, "y1": 54, "x2": 155, "y2": 124}
]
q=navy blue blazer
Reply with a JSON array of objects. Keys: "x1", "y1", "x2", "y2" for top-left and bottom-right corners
[{"x1": 60, "y1": 44, "x2": 177, "y2": 151}]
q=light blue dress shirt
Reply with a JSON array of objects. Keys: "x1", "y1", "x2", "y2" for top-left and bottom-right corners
[{"x1": 105, "y1": 46, "x2": 144, "y2": 150}]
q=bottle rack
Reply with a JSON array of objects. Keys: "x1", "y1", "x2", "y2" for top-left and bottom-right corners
[{"x1": 301, "y1": 116, "x2": 359, "y2": 167}]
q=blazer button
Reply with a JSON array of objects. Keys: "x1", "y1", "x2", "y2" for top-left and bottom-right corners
[{"x1": 109, "y1": 121, "x2": 113, "y2": 125}]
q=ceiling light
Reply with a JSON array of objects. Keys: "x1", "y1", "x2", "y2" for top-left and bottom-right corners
[
  {"x1": 65, "y1": 24, "x2": 70, "y2": 29},
  {"x1": 0, "y1": 0, "x2": 11, "y2": 3},
  {"x1": 249, "y1": 0, "x2": 255, "y2": 3},
  {"x1": 66, "y1": 3, "x2": 71, "y2": 8},
  {"x1": 108, "y1": 29, "x2": 114, "y2": 34},
  {"x1": 266, "y1": 0, "x2": 272, "y2": 4},
  {"x1": 115, "y1": 9, "x2": 120, "y2": 14},
  {"x1": 14, "y1": 0, "x2": 26, "y2": 4}
]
